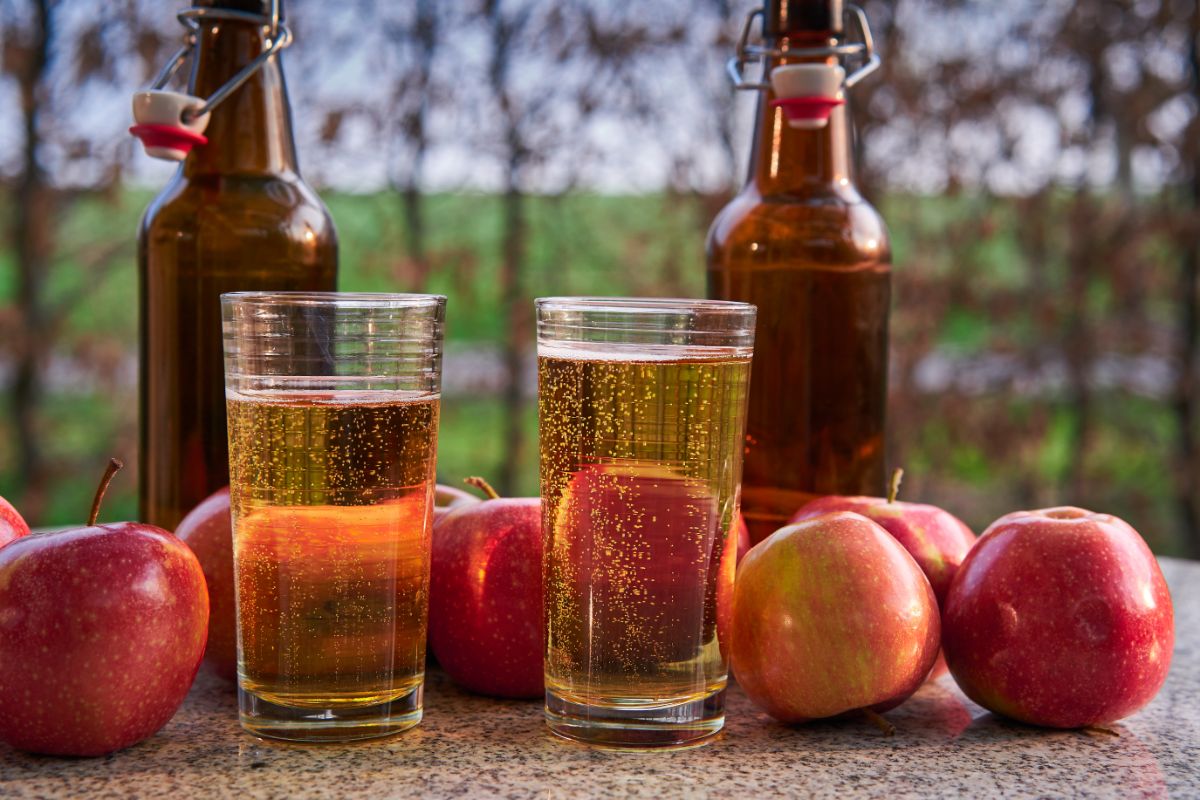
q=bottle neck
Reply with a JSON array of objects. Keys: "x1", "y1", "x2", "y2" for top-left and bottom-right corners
[
  {"x1": 185, "y1": 19, "x2": 298, "y2": 177},
  {"x1": 746, "y1": 32, "x2": 854, "y2": 194}
]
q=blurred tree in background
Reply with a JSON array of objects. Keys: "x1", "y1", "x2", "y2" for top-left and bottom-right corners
[
  {"x1": 0, "y1": 0, "x2": 161, "y2": 522},
  {"x1": 0, "y1": 0, "x2": 1196, "y2": 556}
]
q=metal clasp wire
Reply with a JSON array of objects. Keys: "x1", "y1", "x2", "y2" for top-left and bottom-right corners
[
  {"x1": 148, "y1": 0, "x2": 291, "y2": 122},
  {"x1": 727, "y1": 4, "x2": 880, "y2": 91}
]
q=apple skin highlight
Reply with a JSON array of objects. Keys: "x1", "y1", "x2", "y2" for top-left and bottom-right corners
[{"x1": 0, "y1": 495, "x2": 30, "y2": 549}]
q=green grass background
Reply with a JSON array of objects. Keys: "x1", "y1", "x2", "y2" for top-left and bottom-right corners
[{"x1": 0, "y1": 188, "x2": 1188, "y2": 556}]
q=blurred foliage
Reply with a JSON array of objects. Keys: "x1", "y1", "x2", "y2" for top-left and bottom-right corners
[{"x1": 0, "y1": 187, "x2": 1190, "y2": 557}]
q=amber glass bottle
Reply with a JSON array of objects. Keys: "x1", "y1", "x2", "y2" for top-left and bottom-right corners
[
  {"x1": 138, "y1": 0, "x2": 338, "y2": 528},
  {"x1": 707, "y1": 0, "x2": 891, "y2": 543}
]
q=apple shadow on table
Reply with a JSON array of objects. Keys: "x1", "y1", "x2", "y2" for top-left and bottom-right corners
[
  {"x1": 723, "y1": 679, "x2": 975, "y2": 754},
  {"x1": 953, "y1": 714, "x2": 1166, "y2": 794},
  {"x1": 715, "y1": 679, "x2": 1167, "y2": 797}
]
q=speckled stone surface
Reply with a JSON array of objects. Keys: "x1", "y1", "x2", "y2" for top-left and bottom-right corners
[{"x1": 1, "y1": 558, "x2": 1196, "y2": 799}]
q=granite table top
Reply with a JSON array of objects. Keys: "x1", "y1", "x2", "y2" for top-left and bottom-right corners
[{"x1": 1, "y1": 557, "x2": 1196, "y2": 799}]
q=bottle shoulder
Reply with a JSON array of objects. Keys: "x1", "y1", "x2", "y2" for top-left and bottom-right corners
[
  {"x1": 141, "y1": 172, "x2": 337, "y2": 242},
  {"x1": 707, "y1": 184, "x2": 891, "y2": 269}
]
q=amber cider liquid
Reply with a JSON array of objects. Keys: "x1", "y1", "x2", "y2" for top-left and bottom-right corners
[
  {"x1": 227, "y1": 391, "x2": 438, "y2": 710},
  {"x1": 538, "y1": 345, "x2": 750, "y2": 709}
]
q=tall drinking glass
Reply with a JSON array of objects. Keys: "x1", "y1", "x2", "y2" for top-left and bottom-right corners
[
  {"x1": 221, "y1": 292, "x2": 445, "y2": 742},
  {"x1": 537, "y1": 297, "x2": 756, "y2": 749}
]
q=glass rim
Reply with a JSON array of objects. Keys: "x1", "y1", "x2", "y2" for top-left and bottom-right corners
[
  {"x1": 536, "y1": 296, "x2": 755, "y2": 351},
  {"x1": 221, "y1": 291, "x2": 447, "y2": 309},
  {"x1": 536, "y1": 296, "x2": 754, "y2": 317}
]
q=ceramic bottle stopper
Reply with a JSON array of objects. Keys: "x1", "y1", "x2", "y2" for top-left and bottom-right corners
[
  {"x1": 769, "y1": 64, "x2": 846, "y2": 129},
  {"x1": 130, "y1": 90, "x2": 210, "y2": 161}
]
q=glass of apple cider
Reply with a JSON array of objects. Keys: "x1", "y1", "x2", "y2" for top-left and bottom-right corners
[
  {"x1": 536, "y1": 297, "x2": 756, "y2": 749},
  {"x1": 221, "y1": 292, "x2": 444, "y2": 743}
]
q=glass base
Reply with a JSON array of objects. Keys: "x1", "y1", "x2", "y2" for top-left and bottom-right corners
[
  {"x1": 238, "y1": 683, "x2": 423, "y2": 743},
  {"x1": 544, "y1": 687, "x2": 725, "y2": 750}
]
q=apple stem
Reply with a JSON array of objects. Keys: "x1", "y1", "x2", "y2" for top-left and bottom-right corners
[
  {"x1": 887, "y1": 468, "x2": 904, "y2": 504},
  {"x1": 1082, "y1": 725, "x2": 1120, "y2": 738},
  {"x1": 89, "y1": 458, "x2": 124, "y2": 526},
  {"x1": 464, "y1": 476, "x2": 502, "y2": 501},
  {"x1": 861, "y1": 709, "x2": 896, "y2": 736}
]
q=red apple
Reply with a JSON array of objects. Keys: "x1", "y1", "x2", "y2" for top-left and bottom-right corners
[
  {"x1": 789, "y1": 471, "x2": 975, "y2": 680},
  {"x1": 731, "y1": 511, "x2": 940, "y2": 724},
  {"x1": 428, "y1": 477, "x2": 542, "y2": 698},
  {"x1": 716, "y1": 514, "x2": 744, "y2": 659},
  {"x1": 427, "y1": 483, "x2": 477, "y2": 667},
  {"x1": 788, "y1": 470, "x2": 976, "y2": 606},
  {"x1": 733, "y1": 511, "x2": 751, "y2": 564},
  {"x1": 942, "y1": 506, "x2": 1174, "y2": 729},
  {"x1": 175, "y1": 487, "x2": 236, "y2": 682},
  {"x1": 0, "y1": 495, "x2": 30, "y2": 548},
  {"x1": 0, "y1": 460, "x2": 208, "y2": 756},
  {"x1": 716, "y1": 511, "x2": 751, "y2": 657},
  {"x1": 433, "y1": 482, "x2": 481, "y2": 527}
]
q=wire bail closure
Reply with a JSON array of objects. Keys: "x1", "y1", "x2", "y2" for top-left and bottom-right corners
[
  {"x1": 150, "y1": 0, "x2": 291, "y2": 122},
  {"x1": 131, "y1": 0, "x2": 290, "y2": 160},
  {"x1": 726, "y1": 4, "x2": 880, "y2": 92}
]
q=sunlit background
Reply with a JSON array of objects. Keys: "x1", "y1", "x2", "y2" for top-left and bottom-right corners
[{"x1": 0, "y1": 0, "x2": 1197, "y2": 556}]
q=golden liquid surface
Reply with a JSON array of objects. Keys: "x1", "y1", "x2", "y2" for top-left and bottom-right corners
[
  {"x1": 538, "y1": 347, "x2": 750, "y2": 707},
  {"x1": 227, "y1": 391, "x2": 438, "y2": 708}
]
